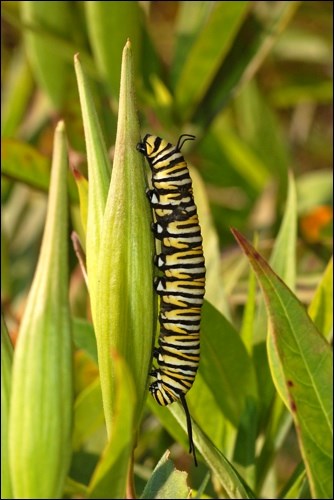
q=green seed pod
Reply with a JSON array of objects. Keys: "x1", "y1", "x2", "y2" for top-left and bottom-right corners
[
  {"x1": 1, "y1": 316, "x2": 14, "y2": 499},
  {"x1": 9, "y1": 122, "x2": 73, "y2": 499},
  {"x1": 94, "y1": 40, "x2": 155, "y2": 434}
]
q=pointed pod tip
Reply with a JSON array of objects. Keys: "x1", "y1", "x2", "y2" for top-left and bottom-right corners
[
  {"x1": 74, "y1": 53, "x2": 82, "y2": 73},
  {"x1": 56, "y1": 120, "x2": 65, "y2": 133},
  {"x1": 121, "y1": 39, "x2": 132, "y2": 65}
]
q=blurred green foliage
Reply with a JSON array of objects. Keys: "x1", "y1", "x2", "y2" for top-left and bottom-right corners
[{"x1": 1, "y1": 1, "x2": 332, "y2": 499}]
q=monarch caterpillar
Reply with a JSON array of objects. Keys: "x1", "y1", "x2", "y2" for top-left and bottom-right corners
[{"x1": 137, "y1": 134, "x2": 205, "y2": 466}]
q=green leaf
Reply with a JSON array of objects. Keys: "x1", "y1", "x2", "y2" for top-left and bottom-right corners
[
  {"x1": 234, "y1": 80, "x2": 290, "y2": 184},
  {"x1": 188, "y1": 372, "x2": 233, "y2": 455},
  {"x1": 64, "y1": 477, "x2": 88, "y2": 499},
  {"x1": 232, "y1": 228, "x2": 333, "y2": 499},
  {"x1": 147, "y1": 397, "x2": 188, "y2": 454},
  {"x1": 192, "y1": 1, "x2": 301, "y2": 129},
  {"x1": 175, "y1": 1, "x2": 250, "y2": 121},
  {"x1": 72, "y1": 317, "x2": 98, "y2": 364},
  {"x1": 253, "y1": 173, "x2": 298, "y2": 491},
  {"x1": 240, "y1": 234, "x2": 258, "y2": 354},
  {"x1": 259, "y1": 171, "x2": 298, "y2": 395},
  {"x1": 1, "y1": 138, "x2": 78, "y2": 202},
  {"x1": 1, "y1": 219, "x2": 11, "y2": 303},
  {"x1": 20, "y1": 1, "x2": 73, "y2": 108},
  {"x1": 9, "y1": 121, "x2": 73, "y2": 498},
  {"x1": 273, "y1": 28, "x2": 332, "y2": 64},
  {"x1": 199, "y1": 301, "x2": 258, "y2": 426},
  {"x1": 87, "y1": 352, "x2": 136, "y2": 499},
  {"x1": 168, "y1": 403, "x2": 256, "y2": 499},
  {"x1": 1, "y1": 138, "x2": 50, "y2": 190},
  {"x1": 93, "y1": 41, "x2": 155, "y2": 435},
  {"x1": 171, "y1": 2, "x2": 217, "y2": 85},
  {"x1": 254, "y1": 170, "x2": 297, "y2": 434},
  {"x1": 85, "y1": 1, "x2": 142, "y2": 98},
  {"x1": 232, "y1": 398, "x2": 258, "y2": 489},
  {"x1": 296, "y1": 169, "x2": 333, "y2": 215},
  {"x1": 269, "y1": 80, "x2": 333, "y2": 107},
  {"x1": 212, "y1": 118, "x2": 271, "y2": 192},
  {"x1": 308, "y1": 257, "x2": 333, "y2": 341},
  {"x1": 255, "y1": 393, "x2": 293, "y2": 494},
  {"x1": 1, "y1": 316, "x2": 14, "y2": 499},
  {"x1": 190, "y1": 166, "x2": 229, "y2": 316},
  {"x1": 72, "y1": 377, "x2": 104, "y2": 450},
  {"x1": 268, "y1": 171, "x2": 297, "y2": 289},
  {"x1": 71, "y1": 166, "x2": 89, "y2": 236},
  {"x1": 140, "y1": 451, "x2": 191, "y2": 499},
  {"x1": 279, "y1": 462, "x2": 307, "y2": 499},
  {"x1": 1, "y1": 47, "x2": 34, "y2": 138}
]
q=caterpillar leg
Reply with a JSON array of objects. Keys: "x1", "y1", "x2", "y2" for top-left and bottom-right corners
[
  {"x1": 153, "y1": 276, "x2": 163, "y2": 292},
  {"x1": 151, "y1": 221, "x2": 163, "y2": 238},
  {"x1": 152, "y1": 347, "x2": 160, "y2": 359},
  {"x1": 146, "y1": 188, "x2": 160, "y2": 207}
]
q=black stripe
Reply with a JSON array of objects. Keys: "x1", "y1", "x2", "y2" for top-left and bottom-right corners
[{"x1": 152, "y1": 153, "x2": 184, "y2": 170}]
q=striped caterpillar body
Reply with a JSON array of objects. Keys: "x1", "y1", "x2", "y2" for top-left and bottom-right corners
[{"x1": 137, "y1": 134, "x2": 205, "y2": 465}]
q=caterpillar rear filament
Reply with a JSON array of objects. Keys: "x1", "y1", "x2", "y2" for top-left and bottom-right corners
[{"x1": 137, "y1": 134, "x2": 205, "y2": 466}]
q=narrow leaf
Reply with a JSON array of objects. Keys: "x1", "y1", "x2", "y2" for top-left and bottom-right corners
[
  {"x1": 192, "y1": 2, "x2": 301, "y2": 128},
  {"x1": 71, "y1": 166, "x2": 88, "y2": 235},
  {"x1": 1, "y1": 138, "x2": 49, "y2": 191},
  {"x1": 212, "y1": 119, "x2": 270, "y2": 191},
  {"x1": 1, "y1": 137, "x2": 78, "y2": 202},
  {"x1": 168, "y1": 403, "x2": 255, "y2": 499},
  {"x1": 72, "y1": 317, "x2": 98, "y2": 364},
  {"x1": 268, "y1": 171, "x2": 297, "y2": 289},
  {"x1": 85, "y1": 2, "x2": 142, "y2": 98},
  {"x1": 20, "y1": 1, "x2": 72, "y2": 108},
  {"x1": 199, "y1": 301, "x2": 258, "y2": 426},
  {"x1": 255, "y1": 171, "x2": 298, "y2": 344},
  {"x1": 279, "y1": 462, "x2": 307, "y2": 499},
  {"x1": 1, "y1": 48, "x2": 34, "y2": 138},
  {"x1": 190, "y1": 166, "x2": 229, "y2": 316},
  {"x1": 240, "y1": 235, "x2": 258, "y2": 354},
  {"x1": 72, "y1": 377, "x2": 104, "y2": 450},
  {"x1": 234, "y1": 80, "x2": 290, "y2": 183},
  {"x1": 296, "y1": 169, "x2": 332, "y2": 215},
  {"x1": 254, "y1": 173, "x2": 298, "y2": 490},
  {"x1": 175, "y1": 1, "x2": 250, "y2": 121},
  {"x1": 308, "y1": 257, "x2": 333, "y2": 341}
]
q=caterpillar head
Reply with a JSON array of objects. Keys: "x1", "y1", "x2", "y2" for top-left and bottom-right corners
[
  {"x1": 137, "y1": 134, "x2": 171, "y2": 159},
  {"x1": 149, "y1": 380, "x2": 176, "y2": 406}
]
